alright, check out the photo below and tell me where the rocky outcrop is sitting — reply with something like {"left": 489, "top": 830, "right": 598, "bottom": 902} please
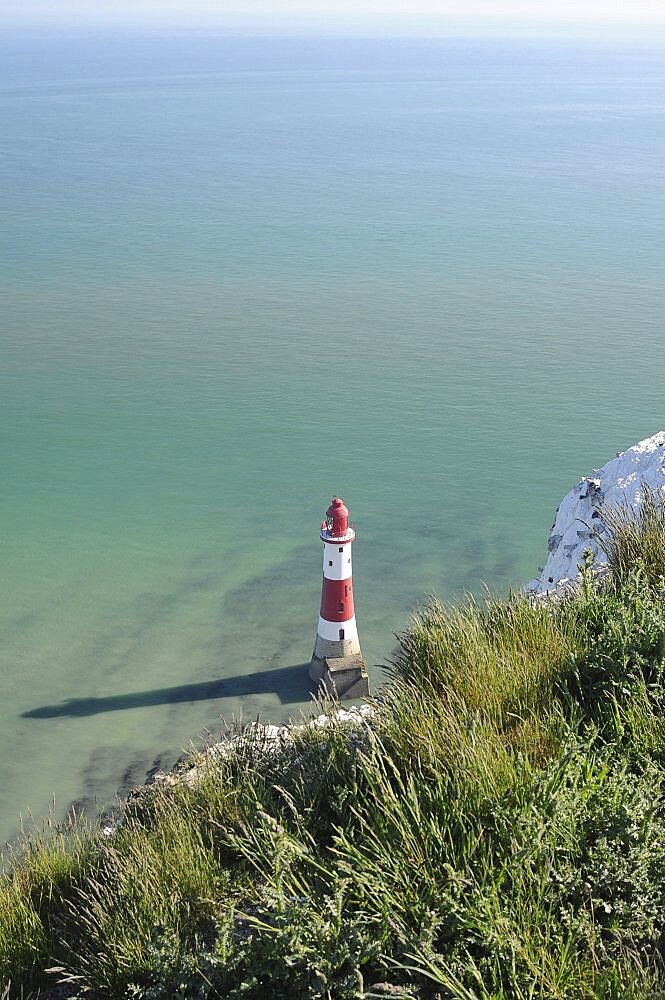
{"left": 526, "top": 432, "right": 665, "bottom": 595}
{"left": 121, "top": 703, "right": 375, "bottom": 807}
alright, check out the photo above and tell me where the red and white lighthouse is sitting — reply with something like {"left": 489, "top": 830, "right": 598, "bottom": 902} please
{"left": 310, "top": 496, "right": 363, "bottom": 684}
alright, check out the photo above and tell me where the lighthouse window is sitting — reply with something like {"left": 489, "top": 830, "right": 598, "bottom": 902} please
{"left": 338, "top": 602, "right": 344, "bottom": 613}
{"left": 328, "top": 560, "right": 333, "bottom": 566}
{"left": 339, "top": 628, "right": 345, "bottom": 640}
{"left": 338, "top": 547, "right": 343, "bottom": 553}
{"left": 345, "top": 584, "right": 348, "bottom": 596}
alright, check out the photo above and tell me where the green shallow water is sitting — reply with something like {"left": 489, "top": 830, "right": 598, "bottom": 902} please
{"left": 2, "top": 35, "right": 665, "bottom": 845}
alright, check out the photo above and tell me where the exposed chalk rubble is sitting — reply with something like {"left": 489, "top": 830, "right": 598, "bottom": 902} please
{"left": 526, "top": 432, "right": 665, "bottom": 595}
{"left": 149, "top": 703, "right": 375, "bottom": 790}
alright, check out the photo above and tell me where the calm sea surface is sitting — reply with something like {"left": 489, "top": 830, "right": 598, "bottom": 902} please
{"left": 1, "top": 34, "right": 664, "bottom": 846}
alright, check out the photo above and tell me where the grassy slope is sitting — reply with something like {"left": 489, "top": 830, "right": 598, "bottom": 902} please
{"left": 5, "top": 498, "right": 665, "bottom": 998}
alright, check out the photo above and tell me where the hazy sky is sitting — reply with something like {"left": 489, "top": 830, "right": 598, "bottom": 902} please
{"left": 3, "top": 0, "right": 665, "bottom": 34}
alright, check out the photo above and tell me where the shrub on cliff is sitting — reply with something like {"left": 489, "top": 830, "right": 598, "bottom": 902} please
{"left": 600, "top": 485, "right": 665, "bottom": 590}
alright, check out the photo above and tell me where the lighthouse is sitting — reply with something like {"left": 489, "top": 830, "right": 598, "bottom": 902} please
{"left": 310, "top": 497, "right": 368, "bottom": 699}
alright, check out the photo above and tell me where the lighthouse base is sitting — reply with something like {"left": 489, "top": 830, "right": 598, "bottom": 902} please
{"left": 312, "top": 629, "right": 362, "bottom": 662}
{"left": 309, "top": 654, "right": 369, "bottom": 700}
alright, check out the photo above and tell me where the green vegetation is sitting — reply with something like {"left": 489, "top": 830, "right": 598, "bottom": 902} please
{"left": 4, "top": 500, "right": 665, "bottom": 998}
{"left": 600, "top": 485, "right": 665, "bottom": 590}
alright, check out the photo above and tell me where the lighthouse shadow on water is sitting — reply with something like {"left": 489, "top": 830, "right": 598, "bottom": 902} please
{"left": 21, "top": 663, "right": 312, "bottom": 719}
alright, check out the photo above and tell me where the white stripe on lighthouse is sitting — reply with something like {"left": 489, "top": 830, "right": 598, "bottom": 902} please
{"left": 322, "top": 542, "right": 353, "bottom": 581}
{"left": 317, "top": 614, "right": 359, "bottom": 642}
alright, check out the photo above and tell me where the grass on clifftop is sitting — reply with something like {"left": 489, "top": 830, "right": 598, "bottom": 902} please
{"left": 4, "top": 498, "right": 665, "bottom": 998}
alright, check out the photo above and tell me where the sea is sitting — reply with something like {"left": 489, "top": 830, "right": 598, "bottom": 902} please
{"left": 2, "top": 32, "right": 664, "bottom": 848}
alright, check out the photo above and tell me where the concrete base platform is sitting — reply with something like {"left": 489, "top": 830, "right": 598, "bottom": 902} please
{"left": 309, "top": 654, "right": 369, "bottom": 699}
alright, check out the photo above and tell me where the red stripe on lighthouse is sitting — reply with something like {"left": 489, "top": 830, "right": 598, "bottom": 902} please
{"left": 320, "top": 577, "right": 354, "bottom": 621}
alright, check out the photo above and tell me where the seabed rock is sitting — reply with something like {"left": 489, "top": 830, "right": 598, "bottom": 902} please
{"left": 526, "top": 431, "right": 665, "bottom": 595}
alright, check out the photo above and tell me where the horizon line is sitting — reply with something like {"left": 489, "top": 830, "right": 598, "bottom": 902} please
{"left": 3, "top": 23, "right": 665, "bottom": 41}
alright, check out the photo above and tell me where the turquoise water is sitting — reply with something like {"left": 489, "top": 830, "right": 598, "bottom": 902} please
{"left": 2, "top": 35, "right": 665, "bottom": 846}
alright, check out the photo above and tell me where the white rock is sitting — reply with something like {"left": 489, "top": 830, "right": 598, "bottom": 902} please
{"left": 526, "top": 432, "right": 665, "bottom": 594}
{"left": 171, "top": 703, "right": 375, "bottom": 789}
{"left": 248, "top": 723, "right": 285, "bottom": 740}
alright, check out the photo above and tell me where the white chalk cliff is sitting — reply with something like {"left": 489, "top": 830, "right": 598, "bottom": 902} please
{"left": 526, "top": 432, "right": 665, "bottom": 595}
